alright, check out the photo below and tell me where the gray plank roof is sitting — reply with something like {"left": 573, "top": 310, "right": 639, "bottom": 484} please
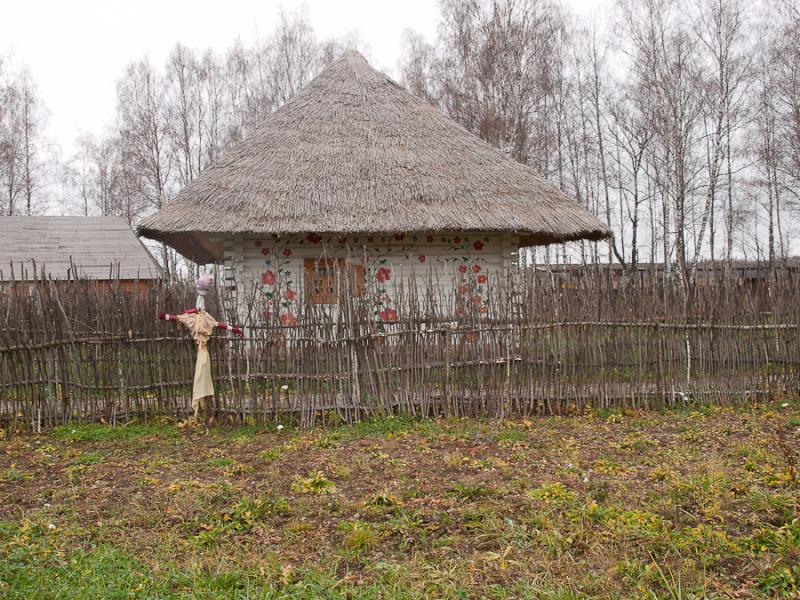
{"left": 0, "top": 216, "right": 163, "bottom": 281}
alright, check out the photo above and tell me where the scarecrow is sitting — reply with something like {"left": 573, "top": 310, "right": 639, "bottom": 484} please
{"left": 158, "top": 274, "right": 243, "bottom": 420}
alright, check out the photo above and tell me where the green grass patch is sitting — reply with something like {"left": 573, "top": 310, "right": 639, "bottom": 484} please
{"left": 2, "top": 468, "right": 28, "bottom": 482}
{"left": 72, "top": 451, "right": 105, "bottom": 466}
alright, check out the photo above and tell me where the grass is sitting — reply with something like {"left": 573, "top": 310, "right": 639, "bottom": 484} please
{"left": 52, "top": 420, "right": 176, "bottom": 442}
{"left": 1, "top": 402, "right": 799, "bottom": 598}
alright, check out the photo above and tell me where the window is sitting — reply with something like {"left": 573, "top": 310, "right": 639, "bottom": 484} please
{"left": 304, "top": 258, "right": 365, "bottom": 304}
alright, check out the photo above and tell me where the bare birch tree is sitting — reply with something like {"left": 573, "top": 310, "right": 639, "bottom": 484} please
{"left": 116, "top": 59, "right": 174, "bottom": 274}
{"left": 0, "top": 58, "right": 48, "bottom": 216}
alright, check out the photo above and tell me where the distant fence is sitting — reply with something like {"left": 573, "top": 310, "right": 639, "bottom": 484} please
{"left": 1, "top": 267, "right": 798, "bottom": 431}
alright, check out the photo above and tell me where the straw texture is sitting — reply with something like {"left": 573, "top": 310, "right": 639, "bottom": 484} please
{"left": 138, "top": 50, "right": 611, "bottom": 263}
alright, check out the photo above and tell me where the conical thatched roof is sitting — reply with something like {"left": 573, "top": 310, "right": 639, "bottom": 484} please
{"left": 139, "top": 50, "right": 610, "bottom": 263}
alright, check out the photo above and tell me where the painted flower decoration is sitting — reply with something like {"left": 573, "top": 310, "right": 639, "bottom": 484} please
{"left": 380, "top": 308, "right": 398, "bottom": 321}
{"left": 479, "top": 306, "right": 489, "bottom": 314}
{"left": 477, "top": 274, "right": 487, "bottom": 284}
{"left": 261, "top": 248, "right": 270, "bottom": 256}
{"left": 458, "top": 265, "right": 468, "bottom": 274}
{"left": 261, "top": 270, "right": 277, "bottom": 286}
{"left": 282, "top": 248, "right": 292, "bottom": 257}
{"left": 255, "top": 240, "right": 262, "bottom": 247}
{"left": 394, "top": 233, "right": 406, "bottom": 241}
{"left": 375, "top": 267, "right": 392, "bottom": 283}
{"left": 454, "top": 236, "right": 461, "bottom": 244}
{"left": 472, "top": 295, "right": 482, "bottom": 304}
{"left": 285, "top": 289, "right": 296, "bottom": 301}
{"left": 426, "top": 235, "right": 434, "bottom": 243}
{"left": 280, "top": 312, "right": 298, "bottom": 326}
{"left": 472, "top": 264, "right": 481, "bottom": 273}
{"left": 306, "top": 233, "right": 322, "bottom": 244}
{"left": 418, "top": 255, "right": 426, "bottom": 263}
{"left": 458, "top": 285, "right": 469, "bottom": 294}
{"left": 473, "top": 240, "right": 484, "bottom": 251}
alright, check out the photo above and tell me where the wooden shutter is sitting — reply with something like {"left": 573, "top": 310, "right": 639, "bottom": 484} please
{"left": 304, "top": 259, "right": 366, "bottom": 304}
{"left": 351, "top": 263, "right": 365, "bottom": 297}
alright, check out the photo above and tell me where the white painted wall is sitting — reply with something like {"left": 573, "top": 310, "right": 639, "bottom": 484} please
{"left": 220, "top": 232, "right": 519, "bottom": 326}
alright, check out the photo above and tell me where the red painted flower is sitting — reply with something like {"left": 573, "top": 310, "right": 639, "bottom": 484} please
{"left": 261, "top": 270, "right": 276, "bottom": 286}
{"left": 280, "top": 312, "right": 298, "bottom": 326}
{"left": 418, "top": 255, "right": 426, "bottom": 263}
{"left": 285, "top": 289, "right": 296, "bottom": 301}
{"left": 306, "top": 233, "right": 322, "bottom": 244}
{"left": 458, "top": 265, "right": 468, "bottom": 274}
{"left": 261, "top": 248, "right": 270, "bottom": 256}
{"left": 375, "top": 267, "right": 392, "bottom": 283}
{"left": 472, "top": 264, "right": 481, "bottom": 273}
{"left": 472, "top": 295, "right": 482, "bottom": 304}
{"left": 261, "top": 310, "right": 272, "bottom": 320}
{"left": 367, "top": 236, "right": 374, "bottom": 243}
{"left": 380, "top": 308, "right": 398, "bottom": 321}
{"left": 473, "top": 240, "right": 484, "bottom": 251}
{"left": 479, "top": 306, "right": 489, "bottom": 314}
{"left": 477, "top": 274, "right": 487, "bottom": 284}
{"left": 282, "top": 248, "right": 292, "bottom": 257}
{"left": 394, "top": 233, "right": 406, "bottom": 241}
{"left": 458, "top": 285, "right": 469, "bottom": 294}
{"left": 255, "top": 240, "right": 262, "bottom": 247}
{"left": 426, "top": 235, "right": 434, "bottom": 243}
{"left": 454, "top": 236, "right": 461, "bottom": 244}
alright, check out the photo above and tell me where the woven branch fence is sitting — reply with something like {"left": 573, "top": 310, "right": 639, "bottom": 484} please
{"left": 1, "top": 267, "right": 798, "bottom": 431}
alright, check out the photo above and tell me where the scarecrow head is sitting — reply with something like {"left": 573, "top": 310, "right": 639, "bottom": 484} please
{"left": 195, "top": 273, "right": 214, "bottom": 310}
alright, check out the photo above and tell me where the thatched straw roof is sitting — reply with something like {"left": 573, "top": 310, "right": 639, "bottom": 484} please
{"left": 139, "top": 50, "right": 611, "bottom": 263}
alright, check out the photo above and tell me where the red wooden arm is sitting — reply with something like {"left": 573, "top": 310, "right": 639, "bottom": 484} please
{"left": 158, "top": 310, "right": 243, "bottom": 337}
{"left": 217, "top": 322, "right": 244, "bottom": 337}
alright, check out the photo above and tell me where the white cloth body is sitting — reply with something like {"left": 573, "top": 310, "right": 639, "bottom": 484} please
{"left": 192, "top": 346, "right": 214, "bottom": 404}
{"left": 175, "top": 311, "right": 219, "bottom": 406}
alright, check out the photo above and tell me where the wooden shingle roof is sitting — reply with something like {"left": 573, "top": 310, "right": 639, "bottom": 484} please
{"left": 0, "top": 216, "right": 163, "bottom": 281}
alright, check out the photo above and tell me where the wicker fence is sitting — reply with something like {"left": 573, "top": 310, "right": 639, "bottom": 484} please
{"left": 1, "top": 267, "right": 798, "bottom": 431}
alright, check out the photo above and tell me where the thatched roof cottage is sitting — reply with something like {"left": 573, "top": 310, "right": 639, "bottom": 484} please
{"left": 139, "top": 51, "right": 609, "bottom": 322}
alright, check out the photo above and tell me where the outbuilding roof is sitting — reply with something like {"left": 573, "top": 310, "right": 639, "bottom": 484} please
{"left": 139, "top": 50, "right": 611, "bottom": 263}
{"left": 0, "top": 216, "right": 163, "bottom": 281}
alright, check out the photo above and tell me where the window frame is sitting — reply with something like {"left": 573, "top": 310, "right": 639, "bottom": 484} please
{"left": 303, "top": 258, "right": 365, "bottom": 305}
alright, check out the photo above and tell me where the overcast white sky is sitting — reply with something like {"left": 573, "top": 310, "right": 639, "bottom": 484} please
{"left": 1, "top": 0, "right": 606, "bottom": 159}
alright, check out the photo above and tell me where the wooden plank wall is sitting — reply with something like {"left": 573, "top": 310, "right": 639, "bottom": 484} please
{"left": 223, "top": 232, "right": 517, "bottom": 327}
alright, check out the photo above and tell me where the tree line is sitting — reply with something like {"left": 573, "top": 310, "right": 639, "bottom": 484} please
{"left": 402, "top": 0, "right": 799, "bottom": 275}
{"left": 1, "top": 1, "right": 798, "bottom": 278}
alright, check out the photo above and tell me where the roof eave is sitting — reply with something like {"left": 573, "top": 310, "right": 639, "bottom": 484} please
{"left": 137, "top": 228, "right": 224, "bottom": 265}
{"left": 139, "top": 224, "right": 612, "bottom": 260}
